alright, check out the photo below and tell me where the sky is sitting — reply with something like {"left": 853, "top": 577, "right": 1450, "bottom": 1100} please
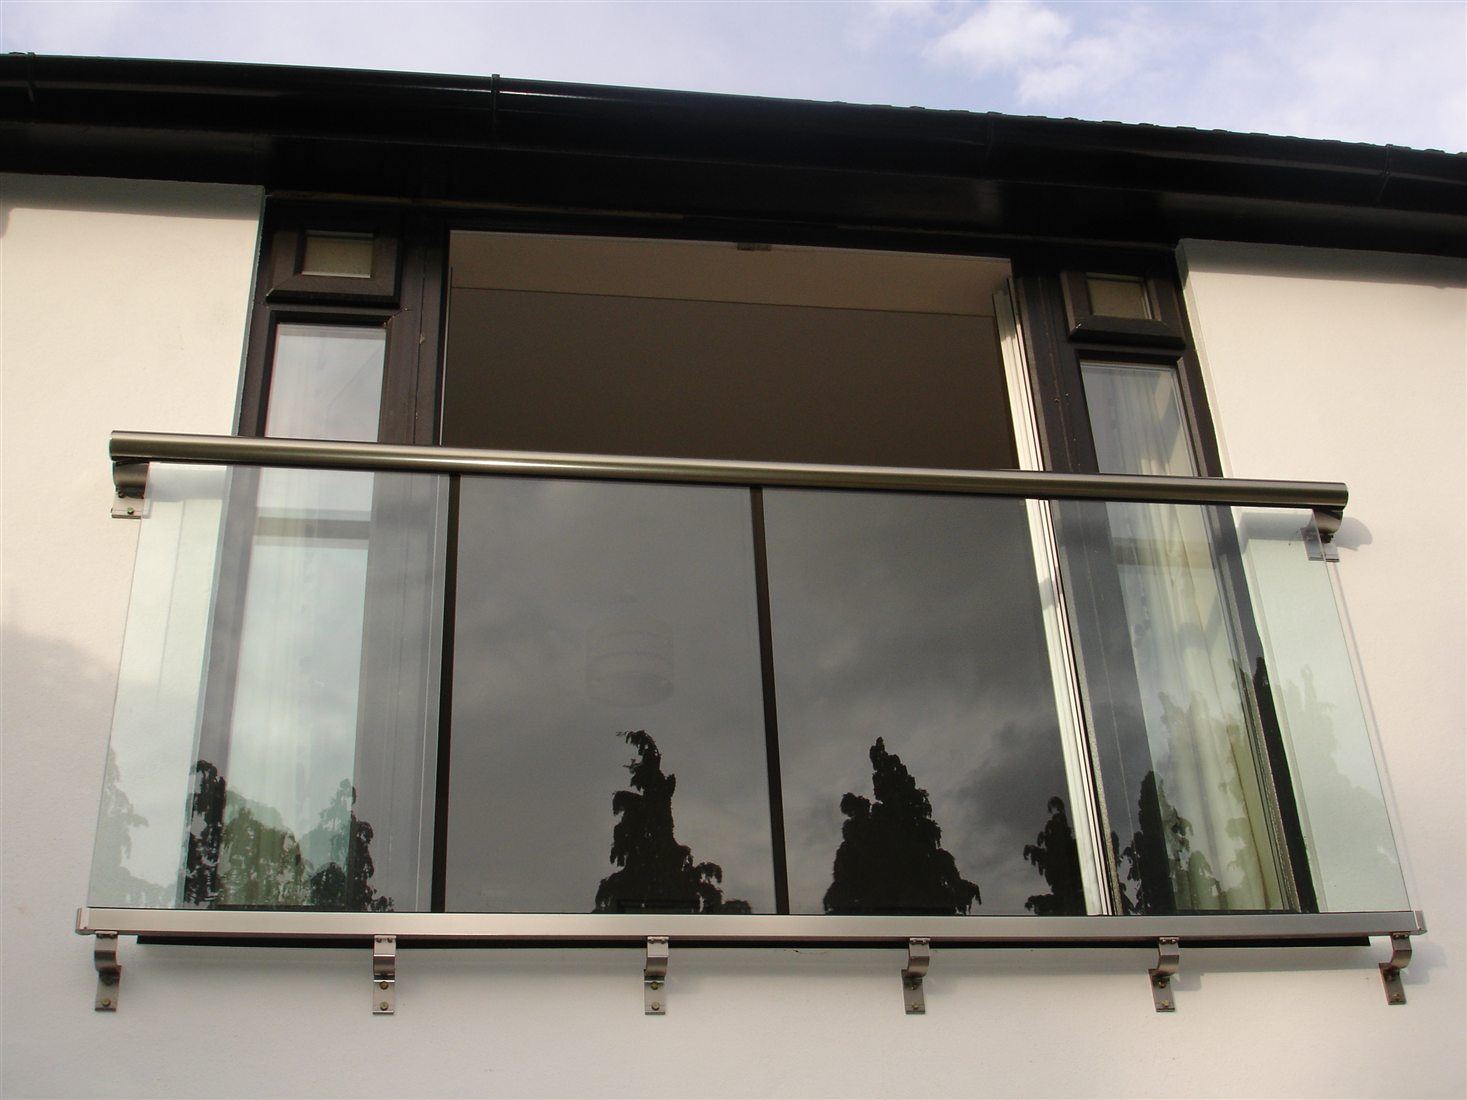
{"left": 2, "top": 0, "right": 1464, "bottom": 153}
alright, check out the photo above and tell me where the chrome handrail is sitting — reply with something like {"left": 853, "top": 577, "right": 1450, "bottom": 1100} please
{"left": 111, "top": 431, "right": 1349, "bottom": 512}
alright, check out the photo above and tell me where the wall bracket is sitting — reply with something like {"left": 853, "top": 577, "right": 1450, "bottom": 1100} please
{"left": 94, "top": 931, "right": 121, "bottom": 1012}
{"left": 1149, "top": 937, "right": 1180, "bottom": 1012}
{"left": 1307, "top": 508, "right": 1342, "bottom": 561}
{"left": 1379, "top": 933, "right": 1411, "bottom": 1006}
{"left": 372, "top": 934, "right": 396, "bottom": 1015}
{"left": 111, "top": 460, "right": 149, "bottom": 519}
{"left": 901, "top": 938, "right": 930, "bottom": 1015}
{"left": 643, "top": 936, "right": 668, "bottom": 1015}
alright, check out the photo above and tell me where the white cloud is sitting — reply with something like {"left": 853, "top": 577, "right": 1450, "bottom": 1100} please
{"left": 924, "top": 1, "right": 1175, "bottom": 111}
{"left": 927, "top": 0, "right": 1072, "bottom": 74}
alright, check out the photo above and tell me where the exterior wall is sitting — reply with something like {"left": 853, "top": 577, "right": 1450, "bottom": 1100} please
{"left": 1180, "top": 240, "right": 1467, "bottom": 1094}
{"left": 1, "top": 186, "right": 1462, "bottom": 1097}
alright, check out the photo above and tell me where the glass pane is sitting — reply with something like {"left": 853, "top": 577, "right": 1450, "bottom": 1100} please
{"left": 301, "top": 232, "right": 374, "bottom": 278}
{"left": 1235, "top": 511, "right": 1408, "bottom": 911}
{"left": 1082, "top": 362, "right": 1195, "bottom": 477}
{"left": 89, "top": 463, "right": 447, "bottom": 911}
{"left": 1073, "top": 361, "right": 1291, "bottom": 913}
{"left": 1086, "top": 274, "right": 1152, "bottom": 320}
{"left": 1059, "top": 500, "right": 1291, "bottom": 912}
{"left": 265, "top": 323, "right": 384, "bottom": 442}
{"left": 91, "top": 465, "right": 228, "bottom": 908}
{"left": 446, "top": 477, "right": 774, "bottom": 914}
{"left": 764, "top": 490, "right": 1088, "bottom": 916}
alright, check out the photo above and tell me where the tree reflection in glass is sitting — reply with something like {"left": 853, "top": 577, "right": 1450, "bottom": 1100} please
{"left": 182, "top": 759, "right": 393, "bottom": 911}
{"left": 824, "top": 738, "right": 981, "bottom": 915}
{"left": 595, "top": 731, "right": 751, "bottom": 914}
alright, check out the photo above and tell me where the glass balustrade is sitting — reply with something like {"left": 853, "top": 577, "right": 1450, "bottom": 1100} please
{"left": 89, "top": 455, "right": 1412, "bottom": 924}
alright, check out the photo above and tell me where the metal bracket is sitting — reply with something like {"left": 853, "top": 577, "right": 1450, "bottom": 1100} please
{"left": 111, "top": 461, "right": 149, "bottom": 519}
{"left": 1149, "top": 937, "right": 1180, "bottom": 1012}
{"left": 1379, "top": 933, "right": 1411, "bottom": 1006}
{"left": 94, "top": 932, "right": 121, "bottom": 1012}
{"left": 372, "top": 935, "right": 396, "bottom": 1015}
{"left": 1306, "top": 508, "right": 1342, "bottom": 562}
{"left": 901, "top": 938, "right": 930, "bottom": 1015}
{"left": 643, "top": 936, "right": 669, "bottom": 1015}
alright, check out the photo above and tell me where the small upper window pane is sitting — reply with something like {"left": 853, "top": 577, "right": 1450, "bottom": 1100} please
{"left": 265, "top": 323, "right": 385, "bottom": 442}
{"left": 301, "top": 232, "right": 375, "bottom": 279}
{"left": 1086, "top": 274, "right": 1152, "bottom": 320}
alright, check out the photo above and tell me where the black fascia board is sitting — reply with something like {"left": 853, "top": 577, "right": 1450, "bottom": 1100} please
{"left": 2, "top": 54, "right": 1464, "bottom": 255}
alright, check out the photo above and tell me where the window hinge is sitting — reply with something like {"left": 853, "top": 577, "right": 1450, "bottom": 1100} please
{"left": 643, "top": 936, "right": 669, "bottom": 1015}
{"left": 1149, "top": 937, "right": 1180, "bottom": 1012}
{"left": 901, "top": 938, "right": 930, "bottom": 1015}
{"left": 94, "top": 931, "right": 121, "bottom": 1012}
{"left": 372, "top": 934, "right": 396, "bottom": 1015}
{"left": 1379, "top": 933, "right": 1411, "bottom": 1006}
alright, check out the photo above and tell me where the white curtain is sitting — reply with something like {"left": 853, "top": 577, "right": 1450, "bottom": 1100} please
{"left": 1086, "top": 364, "right": 1284, "bottom": 910}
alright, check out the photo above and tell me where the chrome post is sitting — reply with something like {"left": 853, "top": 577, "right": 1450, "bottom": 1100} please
{"left": 1379, "top": 933, "right": 1411, "bottom": 1006}
{"left": 372, "top": 935, "right": 396, "bottom": 1015}
{"left": 94, "top": 932, "right": 121, "bottom": 1012}
{"left": 1149, "top": 937, "right": 1180, "bottom": 1012}
{"left": 643, "top": 936, "right": 669, "bottom": 1015}
{"left": 901, "top": 938, "right": 930, "bottom": 1015}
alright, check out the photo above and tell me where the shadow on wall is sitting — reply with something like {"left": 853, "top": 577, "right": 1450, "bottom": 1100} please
{"left": 0, "top": 619, "right": 122, "bottom": 911}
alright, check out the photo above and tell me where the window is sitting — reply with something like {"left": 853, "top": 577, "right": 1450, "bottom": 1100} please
{"left": 87, "top": 217, "right": 1414, "bottom": 939}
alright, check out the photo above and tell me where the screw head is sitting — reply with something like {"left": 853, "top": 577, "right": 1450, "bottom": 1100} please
{"left": 379, "top": 1001, "right": 390, "bottom": 1011}
{"left": 649, "top": 980, "right": 661, "bottom": 990}
{"left": 650, "top": 1001, "right": 661, "bottom": 1012}
{"left": 379, "top": 980, "right": 389, "bottom": 989}
{"left": 100, "top": 998, "right": 112, "bottom": 1008}
{"left": 909, "top": 1003, "right": 920, "bottom": 1011}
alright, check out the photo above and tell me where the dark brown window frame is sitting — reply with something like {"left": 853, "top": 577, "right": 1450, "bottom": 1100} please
{"left": 1014, "top": 245, "right": 1319, "bottom": 916}
{"left": 266, "top": 206, "right": 402, "bottom": 307}
{"left": 240, "top": 203, "right": 444, "bottom": 445}
{"left": 1059, "top": 266, "right": 1187, "bottom": 349}
{"left": 229, "top": 204, "right": 1322, "bottom": 919}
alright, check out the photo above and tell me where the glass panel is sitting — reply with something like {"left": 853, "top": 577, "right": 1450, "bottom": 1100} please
{"left": 1082, "top": 363, "right": 1194, "bottom": 477}
{"left": 446, "top": 477, "right": 774, "bottom": 913}
{"left": 1072, "top": 361, "right": 1290, "bottom": 913}
{"left": 91, "top": 465, "right": 228, "bottom": 908}
{"left": 764, "top": 490, "right": 1088, "bottom": 916}
{"left": 1058, "top": 499, "right": 1292, "bottom": 913}
{"left": 1234, "top": 511, "right": 1408, "bottom": 911}
{"left": 1086, "top": 274, "right": 1152, "bottom": 320}
{"left": 301, "top": 232, "right": 375, "bottom": 278}
{"left": 265, "top": 323, "right": 385, "bottom": 443}
{"left": 89, "top": 463, "right": 447, "bottom": 911}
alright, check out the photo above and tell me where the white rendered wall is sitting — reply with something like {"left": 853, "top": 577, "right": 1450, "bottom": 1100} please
{"left": 3, "top": 185, "right": 1463, "bottom": 1097}
{"left": 1180, "top": 240, "right": 1466, "bottom": 1095}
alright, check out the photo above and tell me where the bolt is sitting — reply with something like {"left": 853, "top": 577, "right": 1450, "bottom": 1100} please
{"left": 651, "top": 1001, "right": 661, "bottom": 1012}
{"left": 379, "top": 980, "right": 389, "bottom": 989}
{"left": 379, "top": 1002, "right": 390, "bottom": 1011}
{"left": 1154, "top": 978, "right": 1167, "bottom": 987}
{"left": 1390, "top": 994, "right": 1404, "bottom": 1003}
{"left": 649, "top": 980, "right": 661, "bottom": 990}
{"left": 126, "top": 507, "right": 136, "bottom": 516}
{"left": 909, "top": 1003, "right": 920, "bottom": 1011}
{"left": 100, "top": 998, "right": 112, "bottom": 1008}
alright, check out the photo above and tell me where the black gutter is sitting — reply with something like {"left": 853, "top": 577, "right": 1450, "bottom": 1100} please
{"left": 3, "top": 54, "right": 1464, "bottom": 255}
